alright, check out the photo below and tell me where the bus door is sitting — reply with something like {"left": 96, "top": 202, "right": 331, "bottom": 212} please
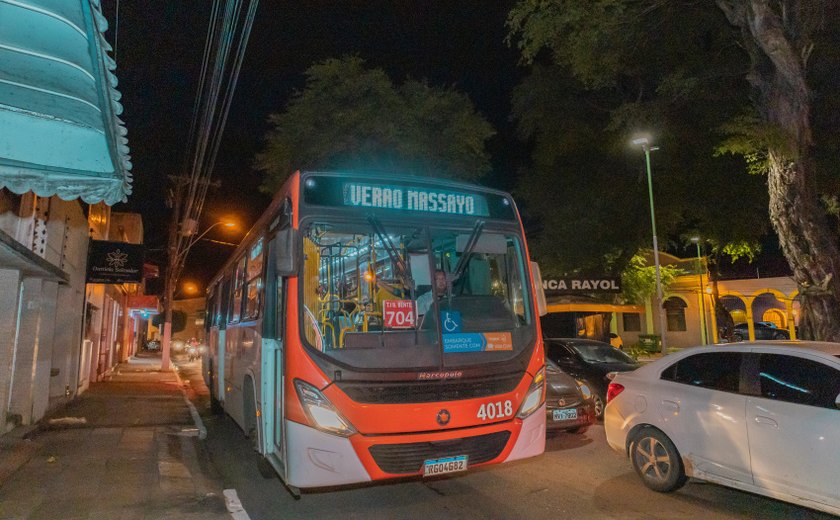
{"left": 273, "top": 277, "right": 285, "bottom": 455}
{"left": 264, "top": 221, "right": 294, "bottom": 471}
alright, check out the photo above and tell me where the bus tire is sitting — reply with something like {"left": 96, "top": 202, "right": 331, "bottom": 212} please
{"left": 210, "top": 393, "right": 223, "bottom": 415}
{"left": 205, "top": 359, "right": 224, "bottom": 415}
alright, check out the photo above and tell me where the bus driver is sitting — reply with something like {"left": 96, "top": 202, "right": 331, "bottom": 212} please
{"left": 416, "top": 270, "right": 448, "bottom": 316}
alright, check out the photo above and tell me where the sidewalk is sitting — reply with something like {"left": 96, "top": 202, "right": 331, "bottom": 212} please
{"left": 0, "top": 352, "right": 230, "bottom": 520}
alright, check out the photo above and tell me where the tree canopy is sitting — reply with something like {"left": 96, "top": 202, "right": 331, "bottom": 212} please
{"left": 507, "top": 2, "right": 771, "bottom": 278}
{"left": 255, "top": 56, "right": 496, "bottom": 193}
{"left": 507, "top": 1, "right": 840, "bottom": 339}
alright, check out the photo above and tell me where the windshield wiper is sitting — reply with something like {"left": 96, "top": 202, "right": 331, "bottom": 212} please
{"left": 452, "top": 220, "right": 485, "bottom": 282}
{"left": 366, "top": 214, "right": 415, "bottom": 297}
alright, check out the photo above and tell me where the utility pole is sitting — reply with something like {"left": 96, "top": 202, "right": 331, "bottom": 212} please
{"left": 161, "top": 177, "right": 184, "bottom": 371}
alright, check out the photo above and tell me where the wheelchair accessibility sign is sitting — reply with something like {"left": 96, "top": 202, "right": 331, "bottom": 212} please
{"left": 441, "top": 311, "right": 462, "bottom": 333}
{"left": 440, "top": 311, "right": 512, "bottom": 352}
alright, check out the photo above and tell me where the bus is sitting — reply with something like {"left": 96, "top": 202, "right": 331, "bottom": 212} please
{"left": 204, "top": 170, "right": 547, "bottom": 493}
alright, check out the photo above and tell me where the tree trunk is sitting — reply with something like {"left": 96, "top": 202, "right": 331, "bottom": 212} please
{"left": 717, "top": 0, "right": 840, "bottom": 340}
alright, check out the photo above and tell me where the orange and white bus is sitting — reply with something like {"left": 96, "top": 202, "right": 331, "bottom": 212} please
{"left": 204, "top": 170, "right": 546, "bottom": 494}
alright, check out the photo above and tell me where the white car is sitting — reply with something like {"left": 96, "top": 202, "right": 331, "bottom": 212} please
{"left": 604, "top": 341, "right": 840, "bottom": 516}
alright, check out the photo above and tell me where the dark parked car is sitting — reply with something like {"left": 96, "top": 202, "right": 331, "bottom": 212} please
{"left": 545, "top": 338, "right": 641, "bottom": 418}
{"left": 732, "top": 322, "right": 789, "bottom": 341}
{"left": 545, "top": 358, "right": 596, "bottom": 434}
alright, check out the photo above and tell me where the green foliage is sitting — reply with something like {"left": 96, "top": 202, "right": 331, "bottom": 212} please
{"left": 507, "top": 1, "right": 772, "bottom": 275}
{"left": 620, "top": 254, "right": 683, "bottom": 305}
{"left": 506, "top": 0, "right": 640, "bottom": 88}
{"left": 720, "top": 240, "right": 762, "bottom": 264}
{"left": 255, "top": 56, "right": 495, "bottom": 193}
{"left": 714, "top": 112, "right": 794, "bottom": 175}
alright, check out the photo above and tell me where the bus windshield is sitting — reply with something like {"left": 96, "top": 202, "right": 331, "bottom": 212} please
{"left": 300, "top": 219, "right": 535, "bottom": 369}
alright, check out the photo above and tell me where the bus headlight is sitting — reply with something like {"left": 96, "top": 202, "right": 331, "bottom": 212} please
{"left": 294, "top": 379, "right": 357, "bottom": 437}
{"left": 516, "top": 367, "right": 546, "bottom": 419}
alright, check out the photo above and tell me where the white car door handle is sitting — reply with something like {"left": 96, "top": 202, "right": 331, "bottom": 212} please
{"left": 754, "top": 416, "right": 778, "bottom": 428}
{"left": 661, "top": 400, "right": 679, "bottom": 413}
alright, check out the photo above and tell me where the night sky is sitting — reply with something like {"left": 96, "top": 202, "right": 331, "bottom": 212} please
{"left": 105, "top": 1, "right": 526, "bottom": 293}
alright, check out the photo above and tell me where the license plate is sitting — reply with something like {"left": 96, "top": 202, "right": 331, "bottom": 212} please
{"left": 423, "top": 455, "right": 468, "bottom": 477}
{"left": 552, "top": 409, "right": 578, "bottom": 421}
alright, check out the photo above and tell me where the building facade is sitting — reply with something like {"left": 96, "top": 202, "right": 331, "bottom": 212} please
{"left": 0, "top": 0, "right": 132, "bottom": 433}
{"left": 610, "top": 253, "right": 800, "bottom": 349}
{"left": 542, "top": 251, "right": 800, "bottom": 351}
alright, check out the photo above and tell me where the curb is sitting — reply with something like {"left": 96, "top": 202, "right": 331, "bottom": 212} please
{"left": 171, "top": 364, "right": 208, "bottom": 440}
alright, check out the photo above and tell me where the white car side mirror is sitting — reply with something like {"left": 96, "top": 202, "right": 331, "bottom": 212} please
{"left": 836, "top": 393, "right": 840, "bottom": 409}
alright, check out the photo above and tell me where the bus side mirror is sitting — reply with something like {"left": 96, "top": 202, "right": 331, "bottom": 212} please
{"left": 276, "top": 227, "right": 298, "bottom": 276}
{"left": 531, "top": 261, "right": 547, "bottom": 317}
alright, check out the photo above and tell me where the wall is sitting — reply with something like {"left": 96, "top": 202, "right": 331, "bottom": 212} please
{"left": 0, "top": 195, "right": 88, "bottom": 432}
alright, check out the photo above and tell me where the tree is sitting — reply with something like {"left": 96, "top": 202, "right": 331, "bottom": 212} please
{"left": 507, "top": 7, "right": 769, "bottom": 279}
{"left": 621, "top": 254, "right": 683, "bottom": 306}
{"left": 507, "top": 1, "right": 840, "bottom": 340}
{"left": 255, "top": 56, "right": 496, "bottom": 192}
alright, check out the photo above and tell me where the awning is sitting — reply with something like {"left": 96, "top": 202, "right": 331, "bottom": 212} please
{"left": 0, "top": 228, "right": 68, "bottom": 282}
{"left": 0, "top": 0, "right": 131, "bottom": 205}
{"left": 546, "top": 303, "right": 645, "bottom": 314}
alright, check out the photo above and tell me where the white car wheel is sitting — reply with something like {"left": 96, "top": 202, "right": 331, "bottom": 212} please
{"left": 630, "top": 428, "right": 687, "bottom": 492}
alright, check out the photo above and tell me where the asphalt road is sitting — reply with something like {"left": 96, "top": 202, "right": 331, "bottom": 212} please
{"left": 176, "top": 359, "right": 834, "bottom": 520}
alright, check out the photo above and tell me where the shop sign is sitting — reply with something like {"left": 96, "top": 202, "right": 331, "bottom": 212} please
{"left": 543, "top": 277, "right": 621, "bottom": 295}
{"left": 86, "top": 240, "right": 144, "bottom": 284}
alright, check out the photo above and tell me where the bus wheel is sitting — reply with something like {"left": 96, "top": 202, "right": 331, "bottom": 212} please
{"left": 210, "top": 394, "right": 223, "bottom": 415}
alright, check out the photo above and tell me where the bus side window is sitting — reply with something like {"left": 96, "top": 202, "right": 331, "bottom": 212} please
{"left": 244, "top": 238, "right": 264, "bottom": 320}
{"left": 231, "top": 256, "right": 246, "bottom": 323}
{"left": 205, "top": 287, "right": 216, "bottom": 333}
{"left": 220, "top": 277, "right": 231, "bottom": 328}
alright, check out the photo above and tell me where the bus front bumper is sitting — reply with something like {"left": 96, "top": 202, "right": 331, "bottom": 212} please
{"left": 285, "top": 404, "right": 545, "bottom": 488}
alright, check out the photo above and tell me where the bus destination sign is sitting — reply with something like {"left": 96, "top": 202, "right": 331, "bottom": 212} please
{"left": 343, "top": 182, "right": 489, "bottom": 217}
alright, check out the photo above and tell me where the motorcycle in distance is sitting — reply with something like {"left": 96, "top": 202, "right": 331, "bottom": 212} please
{"left": 186, "top": 338, "right": 198, "bottom": 361}
{"left": 186, "top": 338, "right": 206, "bottom": 362}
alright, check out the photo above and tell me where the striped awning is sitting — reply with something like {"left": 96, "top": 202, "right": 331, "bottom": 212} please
{"left": 0, "top": 0, "right": 131, "bottom": 205}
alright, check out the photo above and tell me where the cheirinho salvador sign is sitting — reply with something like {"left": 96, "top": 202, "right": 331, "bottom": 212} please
{"left": 543, "top": 277, "right": 621, "bottom": 295}
{"left": 86, "top": 240, "right": 144, "bottom": 284}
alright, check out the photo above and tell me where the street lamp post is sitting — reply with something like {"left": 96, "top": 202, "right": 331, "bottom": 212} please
{"left": 691, "top": 236, "right": 708, "bottom": 345}
{"left": 160, "top": 219, "right": 235, "bottom": 370}
{"left": 633, "top": 137, "right": 667, "bottom": 354}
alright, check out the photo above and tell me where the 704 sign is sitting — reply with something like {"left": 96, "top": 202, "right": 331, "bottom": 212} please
{"left": 383, "top": 300, "right": 416, "bottom": 329}
{"left": 476, "top": 400, "right": 513, "bottom": 421}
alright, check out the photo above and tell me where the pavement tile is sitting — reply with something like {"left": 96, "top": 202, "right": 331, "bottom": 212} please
{"left": 85, "top": 507, "right": 149, "bottom": 520}
{"left": 25, "top": 497, "right": 92, "bottom": 520}
{"left": 0, "top": 354, "right": 230, "bottom": 520}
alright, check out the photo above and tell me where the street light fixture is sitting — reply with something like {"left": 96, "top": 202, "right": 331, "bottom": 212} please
{"left": 161, "top": 219, "right": 237, "bottom": 370}
{"left": 690, "top": 236, "right": 708, "bottom": 345}
{"left": 633, "top": 136, "right": 667, "bottom": 354}
{"left": 175, "top": 220, "right": 236, "bottom": 263}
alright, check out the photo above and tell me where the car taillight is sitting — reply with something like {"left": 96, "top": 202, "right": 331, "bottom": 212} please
{"left": 606, "top": 382, "right": 625, "bottom": 404}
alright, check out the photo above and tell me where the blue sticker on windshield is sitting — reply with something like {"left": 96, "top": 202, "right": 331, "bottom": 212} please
{"left": 443, "top": 333, "right": 486, "bottom": 353}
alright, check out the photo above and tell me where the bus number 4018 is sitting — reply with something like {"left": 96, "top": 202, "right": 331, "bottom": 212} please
{"left": 477, "top": 400, "right": 513, "bottom": 420}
